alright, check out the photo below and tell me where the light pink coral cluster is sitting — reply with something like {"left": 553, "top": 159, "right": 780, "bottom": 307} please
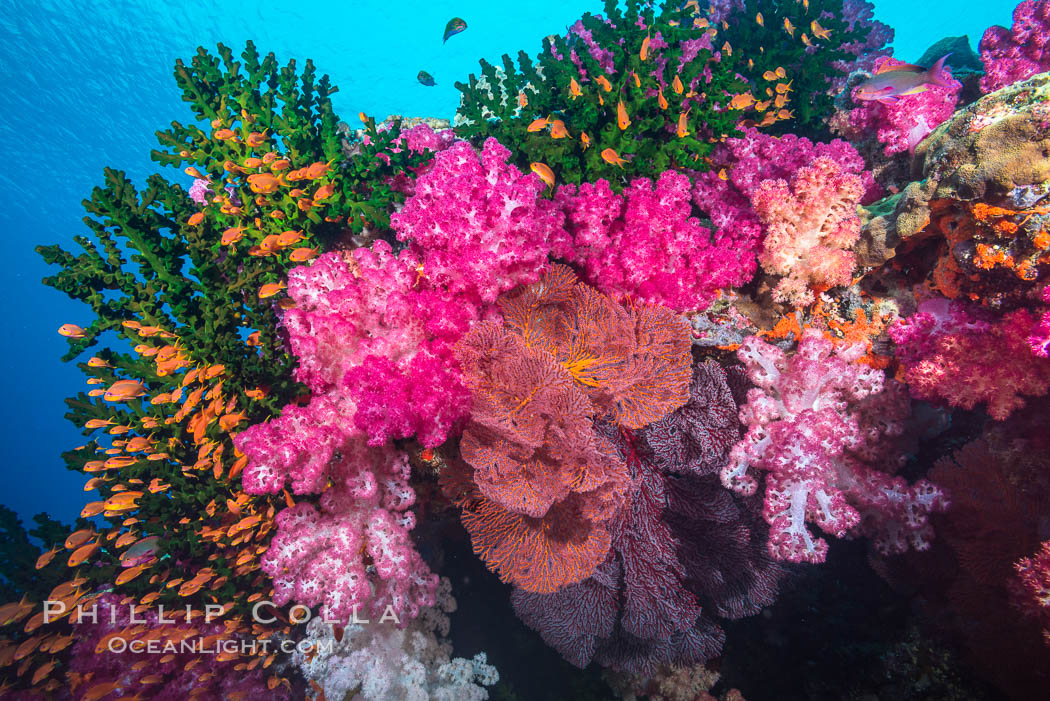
{"left": 391, "top": 137, "right": 571, "bottom": 306}
{"left": 889, "top": 298, "right": 1050, "bottom": 420}
{"left": 723, "top": 329, "right": 948, "bottom": 563}
{"left": 555, "top": 170, "right": 759, "bottom": 312}
{"left": 979, "top": 0, "right": 1050, "bottom": 93}
{"left": 751, "top": 158, "right": 865, "bottom": 307}
{"left": 837, "top": 56, "right": 962, "bottom": 155}
{"left": 260, "top": 442, "right": 438, "bottom": 623}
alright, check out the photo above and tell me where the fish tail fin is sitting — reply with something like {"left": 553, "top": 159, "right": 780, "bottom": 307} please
{"left": 927, "top": 53, "right": 954, "bottom": 88}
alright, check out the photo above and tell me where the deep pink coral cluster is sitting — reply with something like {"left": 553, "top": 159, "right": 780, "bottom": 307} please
{"left": 391, "top": 137, "right": 571, "bottom": 306}
{"left": 1028, "top": 285, "right": 1050, "bottom": 357}
{"left": 889, "top": 298, "right": 1050, "bottom": 420}
{"left": 979, "top": 0, "right": 1050, "bottom": 93}
{"left": 724, "top": 329, "right": 948, "bottom": 563}
{"left": 555, "top": 170, "right": 759, "bottom": 312}
{"left": 837, "top": 56, "right": 962, "bottom": 155}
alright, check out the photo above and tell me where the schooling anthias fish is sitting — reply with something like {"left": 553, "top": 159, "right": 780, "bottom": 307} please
{"left": 854, "top": 54, "right": 953, "bottom": 104}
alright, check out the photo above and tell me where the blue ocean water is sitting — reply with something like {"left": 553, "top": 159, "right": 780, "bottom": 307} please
{"left": 0, "top": 0, "right": 1015, "bottom": 528}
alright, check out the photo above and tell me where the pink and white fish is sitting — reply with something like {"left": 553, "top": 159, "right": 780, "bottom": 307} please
{"left": 854, "top": 55, "right": 953, "bottom": 105}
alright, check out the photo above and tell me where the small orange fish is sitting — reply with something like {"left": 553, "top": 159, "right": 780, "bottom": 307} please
{"left": 58, "top": 324, "right": 85, "bottom": 339}
{"left": 247, "top": 173, "right": 281, "bottom": 194}
{"left": 221, "top": 227, "right": 245, "bottom": 246}
{"left": 617, "top": 100, "right": 631, "bottom": 130}
{"left": 103, "top": 379, "right": 146, "bottom": 402}
{"left": 518, "top": 91, "right": 528, "bottom": 108}
{"left": 87, "top": 357, "right": 111, "bottom": 368}
{"left": 270, "top": 159, "right": 290, "bottom": 171}
{"left": 258, "top": 282, "right": 286, "bottom": 299}
{"left": 777, "top": 109, "right": 794, "bottom": 120}
{"left": 115, "top": 564, "right": 148, "bottom": 586}
{"left": 811, "top": 20, "right": 832, "bottom": 41}
{"left": 570, "top": 77, "right": 582, "bottom": 99}
{"left": 67, "top": 540, "right": 99, "bottom": 567}
{"left": 722, "top": 41, "right": 732, "bottom": 57}
{"left": 677, "top": 109, "right": 691, "bottom": 138}
{"left": 313, "top": 184, "right": 335, "bottom": 201}
{"left": 776, "top": 66, "right": 787, "bottom": 79}
{"left": 187, "top": 212, "right": 205, "bottom": 226}
{"left": 549, "top": 120, "right": 571, "bottom": 139}
{"left": 632, "top": 71, "right": 641, "bottom": 88}
{"left": 245, "top": 131, "right": 267, "bottom": 148}
{"left": 579, "top": 131, "right": 591, "bottom": 150}
{"left": 658, "top": 86, "right": 668, "bottom": 110}
{"left": 774, "top": 94, "right": 789, "bottom": 108}
{"left": 783, "top": 18, "right": 796, "bottom": 37}
{"left": 289, "top": 247, "right": 318, "bottom": 262}
{"left": 103, "top": 491, "right": 143, "bottom": 515}
{"left": 526, "top": 116, "right": 551, "bottom": 132}
{"left": 530, "top": 162, "right": 555, "bottom": 190}
{"left": 801, "top": 33, "right": 813, "bottom": 48}
{"left": 776, "top": 81, "right": 793, "bottom": 94}
{"left": 184, "top": 166, "right": 209, "bottom": 181}
{"left": 672, "top": 75, "right": 684, "bottom": 94}
{"left": 756, "top": 12, "right": 764, "bottom": 26}
{"left": 640, "top": 33, "right": 651, "bottom": 61}
{"left": 36, "top": 546, "right": 60, "bottom": 570}
{"left": 729, "top": 93, "right": 756, "bottom": 110}
{"left": 81, "top": 501, "right": 104, "bottom": 518}
{"left": 601, "top": 148, "right": 628, "bottom": 168}
{"left": 304, "top": 161, "right": 332, "bottom": 179}
{"left": 763, "top": 70, "right": 777, "bottom": 81}
{"left": 718, "top": 168, "right": 729, "bottom": 181}
{"left": 595, "top": 75, "right": 613, "bottom": 92}
{"left": 84, "top": 418, "right": 114, "bottom": 429}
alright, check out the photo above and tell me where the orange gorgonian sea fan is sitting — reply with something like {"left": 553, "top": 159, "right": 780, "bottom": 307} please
{"left": 446, "top": 265, "right": 691, "bottom": 594}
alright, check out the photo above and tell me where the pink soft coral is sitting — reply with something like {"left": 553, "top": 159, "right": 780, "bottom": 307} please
{"left": 390, "top": 137, "right": 571, "bottom": 306}
{"left": 889, "top": 298, "right": 1050, "bottom": 420}
{"left": 837, "top": 56, "right": 962, "bottom": 155}
{"left": 980, "top": 0, "right": 1050, "bottom": 93}
{"left": 1028, "top": 284, "right": 1050, "bottom": 357}
{"left": 281, "top": 242, "right": 473, "bottom": 447}
{"left": 751, "top": 157, "right": 865, "bottom": 307}
{"left": 1012, "top": 541, "right": 1050, "bottom": 642}
{"left": 261, "top": 442, "right": 438, "bottom": 623}
{"left": 556, "top": 170, "right": 759, "bottom": 312}
{"left": 723, "top": 329, "right": 948, "bottom": 563}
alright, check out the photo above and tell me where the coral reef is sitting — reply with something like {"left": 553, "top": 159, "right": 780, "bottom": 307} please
{"left": 979, "top": 0, "right": 1050, "bottom": 93}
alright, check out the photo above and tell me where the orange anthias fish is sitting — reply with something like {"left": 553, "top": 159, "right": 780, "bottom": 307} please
{"left": 640, "top": 33, "right": 651, "bottom": 61}
{"left": 103, "top": 380, "right": 146, "bottom": 402}
{"left": 549, "top": 120, "right": 571, "bottom": 139}
{"left": 617, "top": 100, "right": 631, "bottom": 130}
{"left": 756, "top": 12, "right": 764, "bottom": 26}
{"left": 855, "top": 55, "right": 953, "bottom": 104}
{"left": 530, "top": 163, "right": 555, "bottom": 189}
{"left": 58, "top": 324, "right": 85, "bottom": 339}
{"left": 579, "top": 131, "right": 591, "bottom": 150}
{"left": 801, "top": 33, "right": 814, "bottom": 48}
{"left": 289, "top": 247, "right": 319, "bottom": 262}
{"left": 526, "top": 116, "right": 551, "bottom": 132}
{"left": 601, "top": 148, "right": 628, "bottom": 168}
{"left": 783, "top": 18, "right": 796, "bottom": 37}
{"left": 259, "top": 282, "right": 287, "bottom": 299}
{"left": 518, "top": 91, "right": 528, "bottom": 108}
{"left": 729, "top": 93, "right": 756, "bottom": 110}
{"left": 658, "top": 86, "right": 668, "bottom": 110}
{"left": 672, "top": 75, "right": 684, "bottom": 94}
{"left": 221, "top": 227, "right": 245, "bottom": 246}
{"left": 569, "top": 77, "right": 582, "bottom": 99}
{"left": 595, "top": 75, "right": 613, "bottom": 92}
{"left": 811, "top": 20, "right": 832, "bottom": 41}
{"left": 677, "top": 109, "right": 691, "bottom": 138}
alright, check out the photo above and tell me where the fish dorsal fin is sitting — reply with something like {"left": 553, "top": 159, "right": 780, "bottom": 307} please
{"left": 875, "top": 62, "right": 925, "bottom": 74}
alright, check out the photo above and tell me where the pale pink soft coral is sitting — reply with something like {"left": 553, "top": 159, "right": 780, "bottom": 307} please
{"left": 837, "top": 56, "right": 962, "bottom": 155}
{"left": 260, "top": 442, "right": 438, "bottom": 623}
{"left": 555, "top": 170, "right": 759, "bottom": 312}
{"left": 751, "top": 157, "right": 865, "bottom": 307}
{"left": 723, "top": 329, "right": 948, "bottom": 563}
{"left": 979, "top": 0, "right": 1050, "bottom": 93}
{"left": 391, "top": 137, "right": 571, "bottom": 306}
{"left": 889, "top": 298, "right": 1050, "bottom": 420}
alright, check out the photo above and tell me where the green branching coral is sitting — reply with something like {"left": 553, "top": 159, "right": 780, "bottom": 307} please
{"left": 715, "top": 0, "right": 884, "bottom": 135}
{"left": 0, "top": 506, "right": 76, "bottom": 603}
{"left": 24, "top": 42, "right": 433, "bottom": 647}
{"left": 454, "top": 0, "right": 760, "bottom": 186}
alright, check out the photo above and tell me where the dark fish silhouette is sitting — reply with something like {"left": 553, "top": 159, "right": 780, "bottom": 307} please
{"left": 417, "top": 70, "right": 437, "bottom": 86}
{"left": 443, "top": 17, "right": 467, "bottom": 43}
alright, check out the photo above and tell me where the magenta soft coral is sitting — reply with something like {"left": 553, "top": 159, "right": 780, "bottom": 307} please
{"left": 556, "top": 170, "right": 758, "bottom": 312}
{"left": 751, "top": 157, "right": 865, "bottom": 307}
{"left": 1012, "top": 541, "right": 1050, "bottom": 642}
{"left": 1029, "top": 284, "right": 1050, "bottom": 357}
{"left": 281, "top": 242, "right": 472, "bottom": 447}
{"left": 837, "top": 56, "right": 962, "bottom": 155}
{"left": 723, "top": 329, "right": 948, "bottom": 563}
{"left": 889, "top": 298, "right": 1050, "bottom": 420}
{"left": 390, "top": 137, "right": 571, "bottom": 306}
{"left": 980, "top": 0, "right": 1050, "bottom": 93}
